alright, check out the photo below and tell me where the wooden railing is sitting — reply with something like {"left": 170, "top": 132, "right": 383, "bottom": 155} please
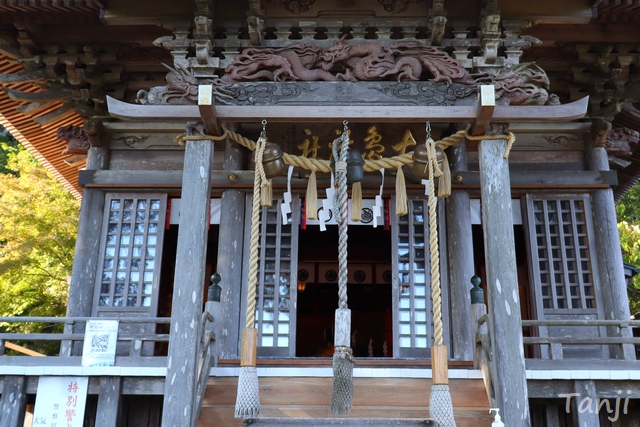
{"left": 0, "top": 316, "right": 172, "bottom": 366}
{"left": 521, "top": 319, "right": 640, "bottom": 361}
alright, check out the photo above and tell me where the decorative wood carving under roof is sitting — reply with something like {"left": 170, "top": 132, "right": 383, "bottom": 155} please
{"left": 3, "top": 0, "right": 640, "bottom": 197}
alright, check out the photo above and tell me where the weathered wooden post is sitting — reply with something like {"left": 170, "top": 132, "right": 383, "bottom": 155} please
{"left": 63, "top": 120, "right": 109, "bottom": 356}
{"left": 0, "top": 376, "right": 27, "bottom": 427}
{"left": 162, "top": 87, "right": 215, "bottom": 427}
{"left": 445, "top": 137, "right": 474, "bottom": 361}
{"left": 95, "top": 377, "right": 122, "bottom": 427}
{"left": 217, "top": 131, "right": 246, "bottom": 359}
{"left": 476, "top": 86, "right": 530, "bottom": 425}
{"left": 587, "top": 120, "right": 634, "bottom": 359}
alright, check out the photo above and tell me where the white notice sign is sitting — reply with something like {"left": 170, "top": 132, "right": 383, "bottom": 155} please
{"left": 32, "top": 376, "right": 89, "bottom": 427}
{"left": 81, "top": 319, "right": 119, "bottom": 367}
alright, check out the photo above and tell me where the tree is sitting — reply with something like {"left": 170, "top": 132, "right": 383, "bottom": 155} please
{"left": 0, "top": 132, "right": 80, "bottom": 353}
{"left": 616, "top": 183, "right": 640, "bottom": 315}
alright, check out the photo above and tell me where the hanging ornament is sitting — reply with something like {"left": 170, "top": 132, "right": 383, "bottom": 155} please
{"left": 412, "top": 122, "right": 443, "bottom": 180}
{"left": 346, "top": 148, "right": 364, "bottom": 184}
{"left": 261, "top": 122, "right": 285, "bottom": 180}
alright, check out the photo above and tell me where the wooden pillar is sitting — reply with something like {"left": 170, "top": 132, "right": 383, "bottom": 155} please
{"left": 445, "top": 140, "right": 474, "bottom": 361}
{"left": 217, "top": 137, "right": 246, "bottom": 359}
{"left": 63, "top": 137, "right": 110, "bottom": 355}
{"left": 570, "top": 380, "right": 600, "bottom": 426}
{"left": 586, "top": 139, "right": 633, "bottom": 359}
{"left": 544, "top": 404, "right": 560, "bottom": 427}
{"left": 162, "top": 138, "right": 214, "bottom": 427}
{"left": 95, "top": 377, "right": 122, "bottom": 427}
{"left": 0, "top": 376, "right": 27, "bottom": 427}
{"left": 478, "top": 133, "right": 530, "bottom": 425}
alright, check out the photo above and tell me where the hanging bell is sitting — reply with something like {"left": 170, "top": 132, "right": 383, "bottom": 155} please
{"left": 262, "top": 142, "right": 285, "bottom": 179}
{"left": 346, "top": 149, "right": 364, "bottom": 184}
{"left": 412, "top": 145, "right": 429, "bottom": 179}
{"left": 411, "top": 144, "right": 444, "bottom": 179}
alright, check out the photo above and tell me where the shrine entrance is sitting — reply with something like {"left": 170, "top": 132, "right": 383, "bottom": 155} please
{"left": 296, "top": 224, "right": 392, "bottom": 358}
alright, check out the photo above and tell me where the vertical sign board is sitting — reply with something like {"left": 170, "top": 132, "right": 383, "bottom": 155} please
{"left": 32, "top": 377, "right": 89, "bottom": 427}
{"left": 81, "top": 319, "right": 119, "bottom": 367}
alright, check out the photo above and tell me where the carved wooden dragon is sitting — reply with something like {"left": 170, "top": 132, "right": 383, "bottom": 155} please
{"left": 223, "top": 39, "right": 475, "bottom": 84}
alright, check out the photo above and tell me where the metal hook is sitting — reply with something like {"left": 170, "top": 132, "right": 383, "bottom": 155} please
{"left": 343, "top": 120, "right": 349, "bottom": 131}
{"left": 425, "top": 121, "right": 432, "bottom": 140}
{"left": 260, "top": 119, "right": 267, "bottom": 138}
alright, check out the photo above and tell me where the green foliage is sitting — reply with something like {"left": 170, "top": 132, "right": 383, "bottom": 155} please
{"left": 617, "top": 183, "right": 640, "bottom": 223}
{"left": 617, "top": 182, "right": 640, "bottom": 316}
{"left": 0, "top": 129, "right": 20, "bottom": 175}
{"left": 0, "top": 139, "right": 80, "bottom": 354}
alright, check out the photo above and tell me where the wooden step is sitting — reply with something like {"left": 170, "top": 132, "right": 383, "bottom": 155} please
{"left": 197, "top": 377, "right": 493, "bottom": 427}
{"left": 243, "top": 418, "right": 433, "bottom": 426}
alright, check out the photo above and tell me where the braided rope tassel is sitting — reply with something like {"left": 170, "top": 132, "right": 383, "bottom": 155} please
{"left": 426, "top": 134, "right": 456, "bottom": 427}
{"left": 234, "top": 136, "right": 267, "bottom": 419}
{"left": 331, "top": 124, "right": 355, "bottom": 415}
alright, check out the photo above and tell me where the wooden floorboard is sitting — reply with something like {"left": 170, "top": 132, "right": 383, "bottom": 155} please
{"left": 198, "top": 377, "right": 493, "bottom": 427}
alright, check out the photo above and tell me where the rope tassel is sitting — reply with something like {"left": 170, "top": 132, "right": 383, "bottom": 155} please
{"left": 306, "top": 170, "right": 318, "bottom": 220}
{"left": 234, "top": 135, "right": 269, "bottom": 419}
{"left": 351, "top": 182, "right": 362, "bottom": 222}
{"left": 331, "top": 308, "right": 355, "bottom": 414}
{"left": 426, "top": 129, "right": 457, "bottom": 427}
{"left": 395, "top": 166, "right": 408, "bottom": 217}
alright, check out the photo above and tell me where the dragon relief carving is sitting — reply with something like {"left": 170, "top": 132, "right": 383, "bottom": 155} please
{"left": 222, "top": 40, "right": 475, "bottom": 84}
{"left": 605, "top": 127, "right": 640, "bottom": 158}
{"left": 475, "top": 63, "right": 558, "bottom": 106}
{"left": 58, "top": 125, "right": 89, "bottom": 156}
{"left": 136, "top": 40, "right": 557, "bottom": 107}
{"left": 136, "top": 64, "right": 234, "bottom": 105}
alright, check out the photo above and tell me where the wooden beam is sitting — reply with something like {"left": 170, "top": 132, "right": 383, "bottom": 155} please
{"left": 445, "top": 141, "right": 474, "bottom": 362}
{"left": 4, "top": 341, "right": 45, "bottom": 357}
{"left": 162, "top": 137, "right": 214, "bottom": 427}
{"left": 571, "top": 381, "right": 600, "bottom": 426}
{"left": 243, "top": 419, "right": 434, "bottom": 426}
{"left": 586, "top": 141, "right": 633, "bottom": 360}
{"left": 198, "top": 85, "right": 221, "bottom": 136}
{"left": 0, "top": 376, "right": 27, "bottom": 427}
{"left": 107, "top": 96, "right": 589, "bottom": 123}
{"left": 64, "top": 145, "right": 110, "bottom": 357}
{"left": 95, "top": 377, "right": 122, "bottom": 427}
{"left": 472, "top": 85, "right": 496, "bottom": 136}
{"left": 79, "top": 170, "right": 618, "bottom": 190}
{"left": 478, "top": 134, "right": 530, "bottom": 425}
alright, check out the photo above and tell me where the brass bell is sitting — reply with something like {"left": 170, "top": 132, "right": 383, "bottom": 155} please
{"left": 262, "top": 142, "right": 285, "bottom": 179}
{"left": 412, "top": 144, "right": 444, "bottom": 179}
{"left": 346, "top": 149, "right": 364, "bottom": 184}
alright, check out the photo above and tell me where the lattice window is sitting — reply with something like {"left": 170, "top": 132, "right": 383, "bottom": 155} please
{"left": 249, "top": 198, "right": 299, "bottom": 357}
{"left": 95, "top": 194, "right": 166, "bottom": 314}
{"left": 528, "top": 196, "right": 598, "bottom": 312}
{"left": 392, "top": 199, "right": 434, "bottom": 357}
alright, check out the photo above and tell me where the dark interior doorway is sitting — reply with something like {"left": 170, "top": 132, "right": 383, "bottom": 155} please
{"left": 296, "top": 225, "right": 392, "bottom": 357}
{"left": 472, "top": 223, "right": 535, "bottom": 356}
{"left": 155, "top": 223, "right": 219, "bottom": 355}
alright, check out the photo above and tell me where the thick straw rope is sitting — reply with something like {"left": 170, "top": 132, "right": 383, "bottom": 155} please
{"left": 427, "top": 136, "right": 444, "bottom": 346}
{"left": 426, "top": 134, "right": 456, "bottom": 427}
{"left": 176, "top": 127, "right": 469, "bottom": 173}
{"left": 246, "top": 138, "right": 267, "bottom": 329}
{"left": 334, "top": 131, "right": 349, "bottom": 310}
{"left": 174, "top": 127, "right": 516, "bottom": 171}
{"left": 234, "top": 137, "right": 267, "bottom": 419}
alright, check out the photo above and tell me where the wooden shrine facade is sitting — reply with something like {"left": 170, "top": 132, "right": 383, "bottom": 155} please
{"left": 1, "top": 1, "right": 640, "bottom": 427}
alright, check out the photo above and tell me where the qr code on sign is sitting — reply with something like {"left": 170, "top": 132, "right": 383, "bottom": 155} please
{"left": 90, "top": 334, "right": 110, "bottom": 353}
